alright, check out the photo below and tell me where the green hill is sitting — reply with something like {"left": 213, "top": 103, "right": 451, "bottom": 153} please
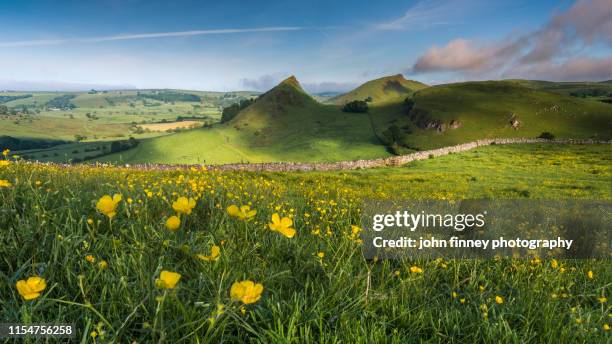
{"left": 91, "top": 78, "right": 612, "bottom": 165}
{"left": 329, "top": 74, "right": 428, "bottom": 105}
{"left": 100, "top": 76, "right": 390, "bottom": 164}
{"left": 375, "top": 81, "right": 612, "bottom": 150}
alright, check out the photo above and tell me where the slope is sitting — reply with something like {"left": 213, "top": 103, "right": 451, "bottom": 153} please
{"left": 329, "top": 74, "right": 428, "bottom": 105}
{"left": 100, "top": 76, "right": 390, "bottom": 164}
{"left": 376, "top": 81, "right": 612, "bottom": 150}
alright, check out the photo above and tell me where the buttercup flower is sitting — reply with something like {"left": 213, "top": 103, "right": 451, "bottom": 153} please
{"left": 227, "top": 204, "right": 257, "bottom": 220}
{"left": 0, "top": 179, "right": 12, "bottom": 188}
{"left": 197, "top": 245, "right": 221, "bottom": 262}
{"left": 2, "top": 148, "right": 9, "bottom": 157}
{"left": 165, "top": 216, "right": 181, "bottom": 231}
{"left": 0, "top": 160, "right": 9, "bottom": 167}
{"left": 16, "top": 276, "right": 47, "bottom": 300}
{"left": 96, "top": 194, "right": 122, "bottom": 219}
{"left": 230, "top": 280, "right": 264, "bottom": 304}
{"left": 587, "top": 270, "right": 594, "bottom": 279}
{"left": 155, "top": 270, "right": 181, "bottom": 289}
{"left": 85, "top": 255, "right": 96, "bottom": 263}
{"left": 99, "top": 260, "right": 108, "bottom": 270}
{"left": 172, "top": 197, "right": 196, "bottom": 215}
{"left": 268, "top": 213, "right": 296, "bottom": 238}
{"left": 410, "top": 266, "right": 423, "bottom": 274}
{"left": 495, "top": 295, "right": 504, "bottom": 304}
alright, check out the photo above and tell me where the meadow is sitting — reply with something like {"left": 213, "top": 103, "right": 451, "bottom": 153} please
{"left": 1, "top": 90, "right": 257, "bottom": 162}
{"left": 1, "top": 143, "right": 610, "bottom": 343}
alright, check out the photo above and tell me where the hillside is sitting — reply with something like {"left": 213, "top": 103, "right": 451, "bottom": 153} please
{"left": 329, "top": 74, "right": 428, "bottom": 105}
{"left": 100, "top": 76, "right": 390, "bottom": 164}
{"left": 376, "top": 81, "right": 612, "bottom": 150}
{"left": 505, "top": 79, "right": 612, "bottom": 103}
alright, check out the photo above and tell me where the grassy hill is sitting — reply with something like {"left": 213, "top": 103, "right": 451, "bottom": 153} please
{"left": 328, "top": 74, "right": 428, "bottom": 105}
{"left": 7, "top": 77, "right": 611, "bottom": 165}
{"left": 100, "top": 76, "right": 389, "bottom": 164}
{"left": 505, "top": 79, "right": 612, "bottom": 104}
{"left": 377, "top": 81, "right": 612, "bottom": 150}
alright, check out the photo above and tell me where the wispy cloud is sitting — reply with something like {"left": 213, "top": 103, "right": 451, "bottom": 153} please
{"left": 0, "top": 27, "right": 305, "bottom": 48}
{"left": 376, "top": 0, "right": 470, "bottom": 31}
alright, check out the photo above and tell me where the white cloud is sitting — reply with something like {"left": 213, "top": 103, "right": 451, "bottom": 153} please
{"left": 410, "top": 0, "right": 612, "bottom": 81}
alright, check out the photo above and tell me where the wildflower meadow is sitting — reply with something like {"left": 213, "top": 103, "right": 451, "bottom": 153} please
{"left": 0, "top": 144, "right": 610, "bottom": 342}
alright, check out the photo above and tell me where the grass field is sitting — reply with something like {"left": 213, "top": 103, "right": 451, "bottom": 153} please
{"left": 0, "top": 143, "right": 610, "bottom": 342}
{"left": 2, "top": 90, "right": 257, "bottom": 162}
{"left": 138, "top": 121, "right": 203, "bottom": 132}
{"left": 97, "top": 77, "right": 611, "bottom": 165}
{"left": 380, "top": 81, "right": 612, "bottom": 150}
{"left": 101, "top": 78, "right": 390, "bottom": 164}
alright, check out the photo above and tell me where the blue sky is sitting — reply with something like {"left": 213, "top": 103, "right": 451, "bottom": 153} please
{"left": 0, "top": 0, "right": 609, "bottom": 91}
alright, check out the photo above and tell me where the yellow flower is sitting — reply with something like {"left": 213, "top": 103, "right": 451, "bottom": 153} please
{"left": 495, "top": 295, "right": 504, "bottom": 304}
{"left": 165, "top": 216, "right": 181, "bottom": 231}
{"left": 550, "top": 259, "right": 558, "bottom": 269}
{"left": 2, "top": 148, "right": 9, "bottom": 157}
{"left": 95, "top": 194, "right": 122, "bottom": 219}
{"left": 226, "top": 204, "right": 257, "bottom": 220}
{"left": 15, "top": 276, "right": 47, "bottom": 300}
{"left": 0, "top": 160, "right": 10, "bottom": 167}
{"left": 90, "top": 331, "right": 98, "bottom": 338}
{"left": 317, "top": 251, "right": 325, "bottom": 259}
{"left": 85, "top": 255, "right": 96, "bottom": 263}
{"left": 268, "top": 213, "right": 296, "bottom": 238}
{"left": 197, "top": 245, "right": 221, "bottom": 262}
{"left": 410, "top": 266, "right": 423, "bottom": 274}
{"left": 230, "top": 280, "right": 264, "bottom": 304}
{"left": 598, "top": 297, "right": 607, "bottom": 303}
{"left": 604, "top": 324, "right": 610, "bottom": 331}
{"left": 587, "top": 270, "right": 594, "bottom": 279}
{"left": 87, "top": 218, "right": 94, "bottom": 225}
{"left": 155, "top": 270, "right": 181, "bottom": 289}
{"left": 0, "top": 179, "right": 12, "bottom": 188}
{"left": 172, "top": 197, "right": 196, "bottom": 215}
{"left": 99, "top": 260, "right": 108, "bottom": 270}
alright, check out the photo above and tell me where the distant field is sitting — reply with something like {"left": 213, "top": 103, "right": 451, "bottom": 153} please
{"left": 139, "top": 120, "right": 203, "bottom": 132}
{"left": 2, "top": 89, "right": 257, "bottom": 162}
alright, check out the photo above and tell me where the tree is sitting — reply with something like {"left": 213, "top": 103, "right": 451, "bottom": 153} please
{"left": 0, "top": 105, "right": 7, "bottom": 115}
{"left": 342, "top": 100, "right": 368, "bottom": 113}
{"left": 221, "top": 98, "right": 255, "bottom": 123}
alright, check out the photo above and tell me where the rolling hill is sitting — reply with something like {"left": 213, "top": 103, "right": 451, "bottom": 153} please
{"left": 100, "top": 76, "right": 390, "bottom": 164}
{"left": 99, "top": 77, "right": 612, "bottom": 165}
{"left": 328, "top": 74, "right": 428, "bottom": 105}
{"left": 375, "top": 80, "right": 612, "bottom": 150}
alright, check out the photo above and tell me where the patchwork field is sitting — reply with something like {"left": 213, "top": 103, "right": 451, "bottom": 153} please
{"left": 138, "top": 120, "right": 203, "bottom": 132}
{"left": 1, "top": 143, "right": 610, "bottom": 342}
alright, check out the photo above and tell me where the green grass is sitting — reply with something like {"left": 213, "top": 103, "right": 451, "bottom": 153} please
{"left": 2, "top": 90, "right": 258, "bottom": 162}
{"left": 101, "top": 78, "right": 390, "bottom": 164}
{"left": 0, "top": 144, "right": 610, "bottom": 342}
{"left": 391, "top": 81, "right": 612, "bottom": 150}
{"left": 101, "top": 79, "right": 612, "bottom": 165}
{"left": 329, "top": 74, "right": 428, "bottom": 105}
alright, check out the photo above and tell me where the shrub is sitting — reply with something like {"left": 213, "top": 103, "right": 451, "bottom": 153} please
{"left": 538, "top": 132, "right": 555, "bottom": 140}
{"left": 342, "top": 100, "right": 368, "bottom": 113}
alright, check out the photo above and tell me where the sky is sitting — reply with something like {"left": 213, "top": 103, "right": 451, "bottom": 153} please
{"left": 0, "top": 0, "right": 610, "bottom": 92}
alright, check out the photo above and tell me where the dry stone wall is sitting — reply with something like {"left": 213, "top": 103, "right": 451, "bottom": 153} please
{"left": 117, "top": 138, "right": 611, "bottom": 172}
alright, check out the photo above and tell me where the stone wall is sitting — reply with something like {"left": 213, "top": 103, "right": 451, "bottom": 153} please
{"left": 120, "top": 138, "right": 611, "bottom": 172}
